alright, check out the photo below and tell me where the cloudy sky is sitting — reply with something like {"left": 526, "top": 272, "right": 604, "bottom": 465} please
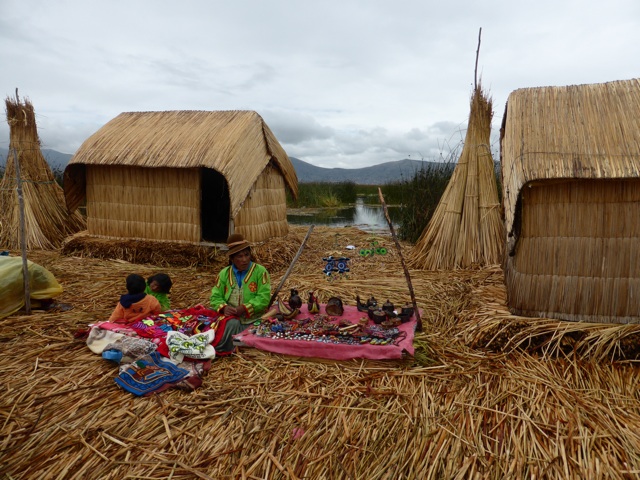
{"left": 1, "top": 0, "right": 638, "bottom": 169}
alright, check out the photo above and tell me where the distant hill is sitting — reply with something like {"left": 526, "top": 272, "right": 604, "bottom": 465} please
{"left": 289, "top": 157, "right": 452, "bottom": 184}
{"left": 0, "top": 148, "right": 451, "bottom": 184}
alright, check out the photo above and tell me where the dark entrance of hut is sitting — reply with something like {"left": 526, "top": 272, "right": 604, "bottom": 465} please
{"left": 201, "top": 168, "right": 230, "bottom": 243}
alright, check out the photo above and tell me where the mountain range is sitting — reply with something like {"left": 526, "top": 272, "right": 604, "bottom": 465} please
{"left": 0, "top": 148, "right": 448, "bottom": 184}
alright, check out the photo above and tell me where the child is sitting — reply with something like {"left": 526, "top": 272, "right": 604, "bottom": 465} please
{"left": 146, "top": 273, "right": 172, "bottom": 311}
{"left": 109, "top": 274, "right": 161, "bottom": 324}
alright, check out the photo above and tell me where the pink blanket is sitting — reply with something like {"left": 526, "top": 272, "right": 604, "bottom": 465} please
{"left": 235, "top": 305, "right": 417, "bottom": 360}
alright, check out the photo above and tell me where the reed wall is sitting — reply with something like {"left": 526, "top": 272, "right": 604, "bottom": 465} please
{"left": 234, "top": 164, "right": 289, "bottom": 242}
{"left": 505, "top": 178, "right": 640, "bottom": 323}
{"left": 86, "top": 165, "right": 200, "bottom": 242}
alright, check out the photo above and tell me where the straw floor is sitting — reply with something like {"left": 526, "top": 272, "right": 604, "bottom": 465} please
{"left": 2, "top": 225, "right": 640, "bottom": 479}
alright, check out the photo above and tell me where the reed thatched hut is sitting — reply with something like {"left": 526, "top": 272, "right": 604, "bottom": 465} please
{"left": 63, "top": 110, "right": 297, "bottom": 245}
{"left": 0, "top": 94, "right": 85, "bottom": 250}
{"left": 500, "top": 78, "right": 640, "bottom": 324}
{"left": 410, "top": 85, "right": 504, "bottom": 270}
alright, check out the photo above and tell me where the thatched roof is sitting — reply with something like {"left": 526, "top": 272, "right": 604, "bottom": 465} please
{"left": 500, "top": 78, "right": 640, "bottom": 237}
{"left": 64, "top": 110, "right": 298, "bottom": 217}
{"left": 410, "top": 85, "right": 504, "bottom": 270}
{"left": 0, "top": 95, "right": 85, "bottom": 249}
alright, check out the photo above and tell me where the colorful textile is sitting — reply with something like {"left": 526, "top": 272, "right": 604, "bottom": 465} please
{"left": 114, "top": 351, "right": 190, "bottom": 396}
{"left": 209, "top": 262, "right": 271, "bottom": 323}
{"left": 88, "top": 306, "right": 228, "bottom": 395}
{"left": 235, "top": 305, "right": 417, "bottom": 360}
{"left": 166, "top": 329, "right": 216, "bottom": 362}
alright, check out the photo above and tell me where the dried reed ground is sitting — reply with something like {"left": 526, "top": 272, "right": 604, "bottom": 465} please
{"left": 2, "top": 226, "right": 640, "bottom": 479}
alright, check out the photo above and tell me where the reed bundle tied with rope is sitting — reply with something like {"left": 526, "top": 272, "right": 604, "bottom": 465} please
{"left": 0, "top": 95, "right": 85, "bottom": 249}
{"left": 410, "top": 84, "right": 504, "bottom": 271}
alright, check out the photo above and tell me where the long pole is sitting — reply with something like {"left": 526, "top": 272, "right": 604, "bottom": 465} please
{"left": 377, "top": 188, "right": 422, "bottom": 331}
{"left": 13, "top": 147, "right": 31, "bottom": 315}
{"left": 268, "top": 224, "right": 314, "bottom": 308}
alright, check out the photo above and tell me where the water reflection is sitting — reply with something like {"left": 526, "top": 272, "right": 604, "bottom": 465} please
{"left": 287, "top": 197, "right": 400, "bottom": 232}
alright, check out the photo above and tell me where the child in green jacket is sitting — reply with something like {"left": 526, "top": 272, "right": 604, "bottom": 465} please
{"left": 146, "top": 273, "right": 173, "bottom": 311}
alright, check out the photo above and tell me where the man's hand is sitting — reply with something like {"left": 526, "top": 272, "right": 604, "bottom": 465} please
{"left": 223, "top": 305, "right": 238, "bottom": 316}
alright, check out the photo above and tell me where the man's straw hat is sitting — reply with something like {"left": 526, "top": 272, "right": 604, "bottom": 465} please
{"left": 226, "top": 233, "right": 251, "bottom": 256}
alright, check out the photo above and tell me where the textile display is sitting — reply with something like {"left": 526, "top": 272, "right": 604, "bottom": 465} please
{"left": 86, "top": 306, "right": 227, "bottom": 396}
{"left": 235, "top": 305, "right": 418, "bottom": 360}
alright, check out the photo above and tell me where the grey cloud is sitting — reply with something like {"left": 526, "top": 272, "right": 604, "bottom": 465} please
{"left": 2, "top": 0, "right": 639, "bottom": 169}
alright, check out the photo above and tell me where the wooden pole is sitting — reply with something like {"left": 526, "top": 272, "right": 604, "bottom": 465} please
{"left": 474, "top": 27, "right": 482, "bottom": 90}
{"left": 268, "top": 224, "right": 314, "bottom": 308}
{"left": 13, "top": 147, "right": 31, "bottom": 315}
{"left": 377, "top": 188, "right": 422, "bottom": 331}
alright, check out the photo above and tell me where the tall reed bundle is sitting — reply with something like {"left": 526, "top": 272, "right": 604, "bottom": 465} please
{"left": 3, "top": 227, "right": 640, "bottom": 478}
{"left": 410, "top": 85, "right": 504, "bottom": 270}
{"left": 0, "top": 95, "right": 85, "bottom": 249}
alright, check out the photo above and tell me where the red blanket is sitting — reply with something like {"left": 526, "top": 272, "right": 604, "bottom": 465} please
{"left": 235, "top": 305, "right": 417, "bottom": 360}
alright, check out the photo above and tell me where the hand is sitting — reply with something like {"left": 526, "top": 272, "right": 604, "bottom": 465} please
{"left": 223, "top": 305, "right": 238, "bottom": 316}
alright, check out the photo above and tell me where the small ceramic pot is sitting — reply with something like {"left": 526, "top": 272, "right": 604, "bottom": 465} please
{"left": 325, "top": 296, "right": 344, "bottom": 316}
{"left": 372, "top": 309, "right": 387, "bottom": 324}
{"left": 401, "top": 305, "right": 414, "bottom": 317}
{"left": 382, "top": 299, "right": 395, "bottom": 314}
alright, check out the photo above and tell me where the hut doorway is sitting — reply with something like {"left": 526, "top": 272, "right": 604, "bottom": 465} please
{"left": 201, "top": 168, "right": 230, "bottom": 243}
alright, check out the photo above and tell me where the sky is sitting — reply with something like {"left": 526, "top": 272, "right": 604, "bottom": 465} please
{"left": 1, "top": 0, "right": 638, "bottom": 169}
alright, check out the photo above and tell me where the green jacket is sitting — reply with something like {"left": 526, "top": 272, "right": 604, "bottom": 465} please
{"left": 210, "top": 262, "right": 271, "bottom": 323}
{"left": 145, "top": 285, "right": 171, "bottom": 311}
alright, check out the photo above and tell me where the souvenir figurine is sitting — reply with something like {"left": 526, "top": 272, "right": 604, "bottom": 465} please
{"left": 356, "top": 295, "right": 369, "bottom": 312}
{"left": 289, "top": 289, "right": 303, "bottom": 310}
{"left": 307, "top": 291, "right": 320, "bottom": 314}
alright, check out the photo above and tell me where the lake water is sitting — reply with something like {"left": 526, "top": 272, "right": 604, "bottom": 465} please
{"left": 287, "top": 197, "right": 401, "bottom": 233}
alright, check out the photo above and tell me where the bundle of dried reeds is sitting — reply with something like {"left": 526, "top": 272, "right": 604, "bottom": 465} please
{"left": 459, "top": 274, "right": 640, "bottom": 361}
{"left": 410, "top": 85, "right": 504, "bottom": 270}
{"left": 3, "top": 227, "right": 640, "bottom": 478}
{"left": 0, "top": 96, "right": 85, "bottom": 249}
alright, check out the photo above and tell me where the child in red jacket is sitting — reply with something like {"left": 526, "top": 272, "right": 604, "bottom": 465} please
{"left": 109, "top": 274, "right": 161, "bottom": 324}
